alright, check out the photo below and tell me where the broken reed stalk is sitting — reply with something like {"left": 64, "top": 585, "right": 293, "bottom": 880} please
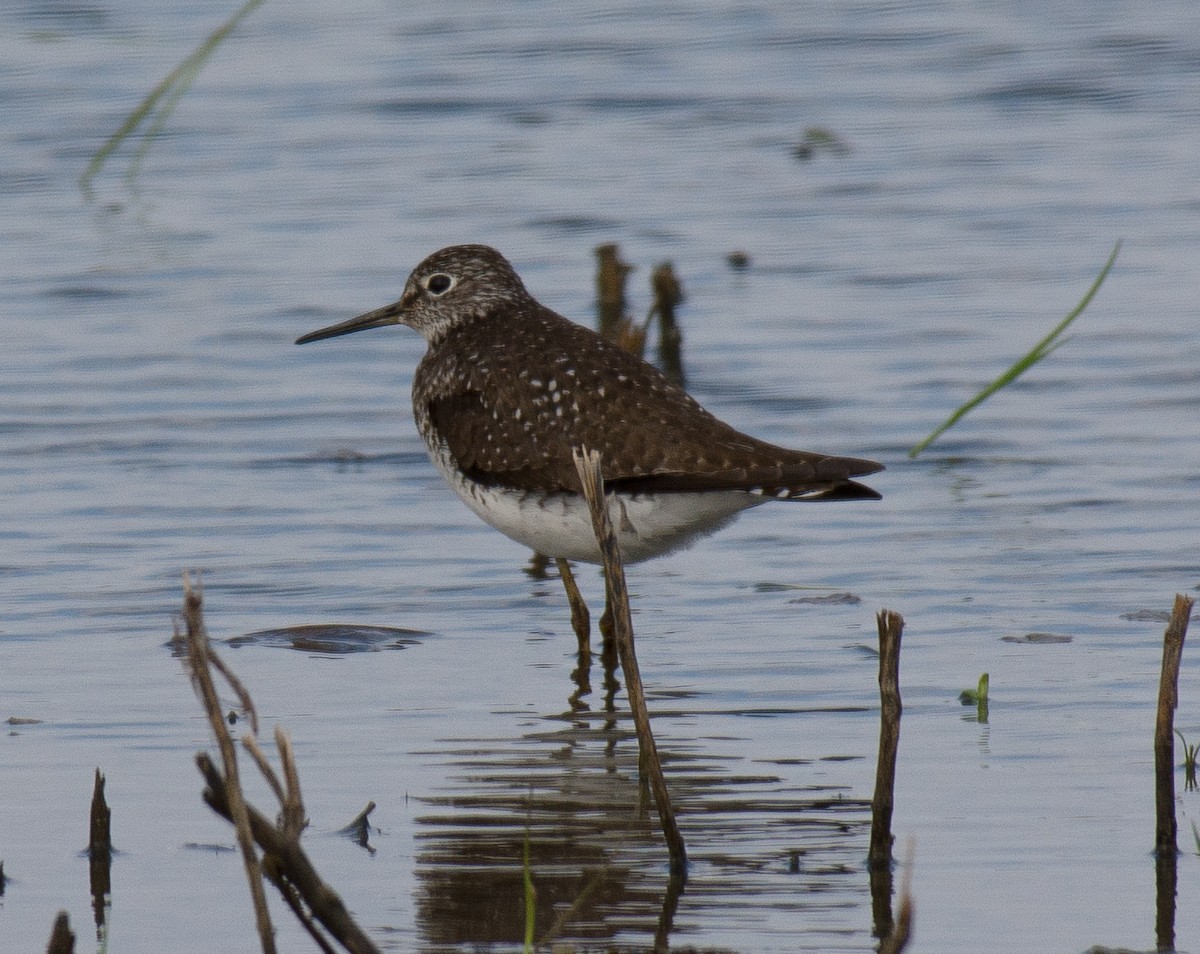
{"left": 46, "top": 910, "right": 75, "bottom": 954}
{"left": 572, "top": 447, "right": 688, "bottom": 879}
{"left": 649, "top": 262, "right": 685, "bottom": 388}
{"left": 870, "top": 610, "right": 904, "bottom": 867}
{"left": 88, "top": 768, "right": 112, "bottom": 935}
{"left": 181, "top": 575, "right": 276, "bottom": 954}
{"left": 1154, "top": 593, "right": 1193, "bottom": 856}
{"left": 594, "top": 243, "right": 633, "bottom": 342}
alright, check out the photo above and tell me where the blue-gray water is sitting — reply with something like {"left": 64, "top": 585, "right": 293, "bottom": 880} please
{"left": 3, "top": 1, "right": 1200, "bottom": 951}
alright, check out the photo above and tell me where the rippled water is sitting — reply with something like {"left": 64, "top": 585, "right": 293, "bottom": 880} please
{"left": 4, "top": 1, "right": 1200, "bottom": 951}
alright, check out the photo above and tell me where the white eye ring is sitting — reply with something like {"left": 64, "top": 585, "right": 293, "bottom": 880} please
{"left": 424, "top": 273, "right": 456, "bottom": 296}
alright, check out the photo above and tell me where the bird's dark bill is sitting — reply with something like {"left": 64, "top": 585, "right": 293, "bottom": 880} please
{"left": 295, "top": 302, "right": 403, "bottom": 345}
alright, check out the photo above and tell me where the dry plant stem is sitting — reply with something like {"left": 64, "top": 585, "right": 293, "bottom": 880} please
{"left": 197, "top": 754, "right": 382, "bottom": 954}
{"left": 1155, "top": 593, "right": 1193, "bottom": 856}
{"left": 182, "top": 576, "right": 277, "bottom": 954}
{"left": 870, "top": 610, "right": 904, "bottom": 868}
{"left": 244, "top": 733, "right": 288, "bottom": 807}
{"left": 208, "top": 648, "right": 260, "bottom": 734}
{"left": 275, "top": 727, "right": 306, "bottom": 837}
{"left": 555, "top": 557, "right": 592, "bottom": 657}
{"left": 572, "top": 447, "right": 688, "bottom": 879}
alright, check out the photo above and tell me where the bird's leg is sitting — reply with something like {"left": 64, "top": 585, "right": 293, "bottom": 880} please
{"left": 555, "top": 558, "right": 592, "bottom": 661}
{"left": 598, "top": 595, "right": 618, "bottom": 664}
{"left": 596, "top": 577, "right": 622, "bottom": 712}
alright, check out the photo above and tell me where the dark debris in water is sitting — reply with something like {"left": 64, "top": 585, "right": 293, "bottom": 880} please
{"left": 1001, "top": 632, "right": 1073, "bottom": 644}
{"left": 182, "top": 842, "right": 236, "bottom": 854}
{"left": 227, "top": 624, "right": 431, "bottom": 654}
{"left": 754, "top": 582, "right": 863, "bottom": 605}
{"left": 788, "top": 592, "right": 862, "bottom": 606}
{"left": 1120, "top": 608, "right": 1200, "bottom": 623}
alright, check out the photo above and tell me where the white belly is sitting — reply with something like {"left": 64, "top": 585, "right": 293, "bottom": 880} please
{"left": 425, "top": 444, "right": 763, "bottom": 564}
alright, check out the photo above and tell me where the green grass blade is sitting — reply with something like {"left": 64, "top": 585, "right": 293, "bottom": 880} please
{"left": 80, "top": 0, "right": 268, "bottom": 194}
{"left": 909, "top": 240, "right": 1122, "bottom": 458}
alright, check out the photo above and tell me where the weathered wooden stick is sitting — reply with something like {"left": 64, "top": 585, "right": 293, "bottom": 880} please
{"left": 572, "top": 447, "right": 687, "bottom": 879}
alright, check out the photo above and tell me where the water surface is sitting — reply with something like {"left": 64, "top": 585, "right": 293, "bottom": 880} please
{"left": 3, "top": 1, "right": 1200, "bottom": 951}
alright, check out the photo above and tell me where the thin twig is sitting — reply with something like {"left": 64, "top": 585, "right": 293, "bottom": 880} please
{"left": 243, "top": 734, "right": 288, "bottom": 807}
{"left": 209, "top": 649, "right": 260, "bottom": 735}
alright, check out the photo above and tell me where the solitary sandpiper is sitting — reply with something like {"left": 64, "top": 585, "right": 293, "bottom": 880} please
{"left": 296, "top": 244, "right": 882, "bottom": 565}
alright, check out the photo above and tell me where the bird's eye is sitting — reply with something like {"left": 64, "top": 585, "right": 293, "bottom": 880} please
{"left": 424, "top": 273, "right": 455, "bottom": 296}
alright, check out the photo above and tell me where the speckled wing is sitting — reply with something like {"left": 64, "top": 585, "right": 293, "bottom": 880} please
{"left": 424, "top": 387, "right": 580, "bottom": 492}
{"left": 421, "top": 302, "right": 882, "bottom": 499}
